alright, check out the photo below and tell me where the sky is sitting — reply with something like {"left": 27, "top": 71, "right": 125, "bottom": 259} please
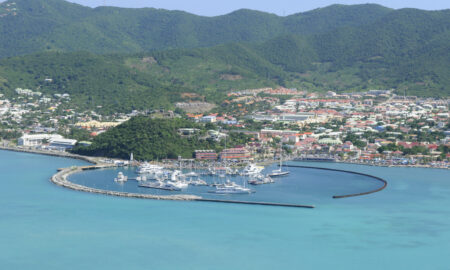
{"left": 65, "top": 0, "right": 450, "bottom": 16}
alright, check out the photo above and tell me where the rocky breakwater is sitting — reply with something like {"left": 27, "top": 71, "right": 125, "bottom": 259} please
{"left": 51, "top": 165, "right": 201, "bottom": 201}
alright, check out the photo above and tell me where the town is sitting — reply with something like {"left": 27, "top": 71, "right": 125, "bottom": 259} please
{"left": 1, "top": 86, "right": 449, "bottom": 168}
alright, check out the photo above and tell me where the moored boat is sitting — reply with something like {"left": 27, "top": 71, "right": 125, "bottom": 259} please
{"left": 114, "top": 172, "right": 128, "bottom": 183}
{"left": 248, "top": 174, "right": 274, "bottom": 185}
{"left": 209, "top": 179, "right": 254, "bottom": 194}
{"left": 240, "top": 163, "right": 263, "bottom": 176}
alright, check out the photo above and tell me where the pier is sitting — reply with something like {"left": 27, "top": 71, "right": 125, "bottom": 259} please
{"left": 284, "top": 165, "right": 388, "bottom": 199}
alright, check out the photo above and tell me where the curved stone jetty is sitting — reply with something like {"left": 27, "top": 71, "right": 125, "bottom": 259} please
{"left": 51, "top": 166, "right": 201, "bottom": 201}
{"left": 51, "top": 165, "right": 315, "bottom": 208}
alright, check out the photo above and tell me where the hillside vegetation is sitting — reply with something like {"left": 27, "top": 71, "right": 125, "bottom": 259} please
{"left": 0, "top": 0, "right": 449, "bottom": 112}
{"left": 0, "top": 0, "right": 392, "bottom": 57}
{"left": 71, "top": 117, "right": 250, "bottom": 160}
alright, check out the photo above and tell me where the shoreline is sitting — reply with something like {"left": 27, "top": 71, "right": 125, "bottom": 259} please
{"left": 1, "top": 145, "right": 447, "bottom": 170}
{"left": 0, "top": 145, "right": 99, "bottom": 164}
{"left": 334, "top": 160, "right": 449, "bottom": 170}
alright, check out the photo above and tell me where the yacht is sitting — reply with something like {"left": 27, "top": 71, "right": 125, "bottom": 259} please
{"left": 187, "top": 178, "right": 208, "bottom": 186}
{"left": 170, "top": 170, "right": 187, "bottom": 181}
{"left": 167, "top": 180, "right": 188, "bottom": 189}
{"left": 136, "top": 163, "right": 165, "bottom": 178}
{"left": 186, "top": 174, "right": 208, "bottom": 186}
{"left": 248, "top": 174, "right": 274, "bottom": 185}
{"left": 114, "top": 172, "right": 128, "bottom": 183}
{"left": 169, "top": 170, "right": 189, "bottom": 188}
{"left": 209, "top": 179, "right": 254, "bottom": 194}
{"left": 139, "top": 180, "right": 182, "bottom": 191}
{"left": 240, "top": 164, "right": 263, "bottom": 176}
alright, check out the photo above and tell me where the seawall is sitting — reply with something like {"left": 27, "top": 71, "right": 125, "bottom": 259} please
{"left": 0, "top": 145, "right": 97, "bottom": 164}
{"left": 283, "top": 165, "right": 388, "bottom": 199}
{"left": 51, "top": 165, "right": 201, "bottom": 201}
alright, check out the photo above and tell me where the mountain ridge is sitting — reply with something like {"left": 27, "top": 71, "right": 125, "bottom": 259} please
{"left": 0, "top": 0, "right": 396, "bottom": 57}
{"left": 0, "top": 0, "right": 448, "bottom": 110}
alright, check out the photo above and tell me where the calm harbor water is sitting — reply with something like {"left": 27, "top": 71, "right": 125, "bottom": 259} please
{"left": 68, "top": 163, "right": 383, "bottom": 204}
{"left": 1, "top": 150, "right": 450, "bottom": 269}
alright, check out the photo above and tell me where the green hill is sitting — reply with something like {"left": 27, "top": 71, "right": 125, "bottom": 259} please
{"left": 0, "top": 1, "right": 449, "bottom": 109}
{"left": 0, "top": 52, "right": 189, "bottom": 114}
{"left": 71, "top": 117, "right": 213, "bottom": 160}
{"left": 0, "top": 27, "right": 449, "bottom": 115}
{"left": 0, "top": 0, "right": 392, "bottom": 57}
{"left": 71, "top": 116, "right": 250, "bottom": 160}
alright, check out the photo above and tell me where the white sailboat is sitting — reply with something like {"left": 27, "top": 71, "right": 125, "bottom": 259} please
{"left": 268, "top": 145, "right": 289, "bottom": 177}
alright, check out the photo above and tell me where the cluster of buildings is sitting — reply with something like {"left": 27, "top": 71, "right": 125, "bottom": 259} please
{"left": 18, "top": 134, "right": 77, "bottom": 151}
{"left": 189, "top": 90, "right": 449, "bottom": 166}
{"left": 1, "top": 82, "right": 449, "bottom": 167}
{"left": 0, "top": 86, "right": 132, "bottom": 150}
{"left": 194, "top": 147, "right": 251, "bottom": 161}
{"left": 187, "top": 113, "right": 238, "bottom": 125}
{"left": 0, "top": 2, "right": 17, "bottom": 17}
{"left": 227, "top": 87, "right": 302, "bottom": 97}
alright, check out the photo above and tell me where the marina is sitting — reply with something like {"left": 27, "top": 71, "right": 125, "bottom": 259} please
{"left": 1, "top": 145, "right": 389, "bottom": 206}
{"left": 64, "top": 159, "right": 388, "bottom": 207}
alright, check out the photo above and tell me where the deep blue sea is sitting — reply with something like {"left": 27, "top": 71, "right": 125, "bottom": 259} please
{"left": 1, "top": 150, "right": 450, "bottom": 270}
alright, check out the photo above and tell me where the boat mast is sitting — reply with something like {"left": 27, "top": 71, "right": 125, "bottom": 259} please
{"left": 279, "top": 143, "right": 282, "bottom": 168}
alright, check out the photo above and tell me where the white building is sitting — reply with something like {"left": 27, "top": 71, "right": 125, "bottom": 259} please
{"left": 18, "top": 134, "right": 64, "bottom": 147}
{"left": 49, "top": 138, "right": 77, "bottom": 150}
{"left": 200, "top": 116, "right": 216, "bottom": 123}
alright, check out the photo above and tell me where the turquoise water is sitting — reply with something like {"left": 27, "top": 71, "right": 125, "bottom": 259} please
{"left": 1, "top": 150, "right": 450, "bottom": 269}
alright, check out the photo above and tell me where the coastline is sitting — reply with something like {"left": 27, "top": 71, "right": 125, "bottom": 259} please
{"left": 334, "top": 160, "right": 449, "bottom": 170}
{"left": 1, "top": 145, "right": 446, "bottom": 170}
{"left": 0, "top": 146, "right": 201, "bottom": 201}
{"left": 0, "top": 145, "right": 99, "bottom": 164}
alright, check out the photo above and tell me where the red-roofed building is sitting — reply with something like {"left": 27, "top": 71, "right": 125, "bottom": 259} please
{"left": 220, "top": 148, "right": 251, "bottom": 160}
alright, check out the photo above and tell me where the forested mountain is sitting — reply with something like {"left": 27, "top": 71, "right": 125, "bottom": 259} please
{"left": 0, "top": 0, "right": 449, "bottom": 112}
{"left": 0, "top": 0, "right": 392, "bottom": 57}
